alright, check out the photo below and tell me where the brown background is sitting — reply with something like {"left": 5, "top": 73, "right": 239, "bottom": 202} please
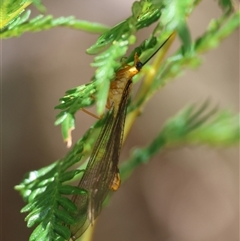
{"left": 2, "top": 1, "right": 239, "bottom": 241}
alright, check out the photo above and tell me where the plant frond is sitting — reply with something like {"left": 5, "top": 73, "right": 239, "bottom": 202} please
{"left": 54, "top": 83, "right": 97, "bottom": 143}
{"left": 1, "top": 12, "right": 109, "bottom": 38}
{"left": 121, "top": 102, "right": 239, "bottom": 181}
{"left": 128, "top": 8, "right": 240, "bottom": 111}
{"left": 15, "top": 161, "right": 77, "bottom": 240}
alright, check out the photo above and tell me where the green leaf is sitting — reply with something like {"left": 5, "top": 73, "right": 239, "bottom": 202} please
{"left": 53, "top": 223, "right": 71, "bottom": 240}
{"left": 25, "top": 206, "right": 51, "bottom": 227}
{"left": 32, "top": 0, "right": 46, "bottom": 12}
{"left": 54, "top": 209, "right": 76, "bottom": 225}
{"left": 29, "top": 223, "right": 48, "bottom": 241}
{"left": 21, "top": 198, "right": 48, "bottom": 213}
{"left": 57, "top": 196, "right": 78, "bottom": 212}
{"left": 59, "top": 169, "right": 84, "bottom": 183}
{"left": 58, "top": 185, "right": 87, "bottom": 195}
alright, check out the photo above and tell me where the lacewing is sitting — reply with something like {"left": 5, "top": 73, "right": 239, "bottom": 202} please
{"left": 69, "top": 34, "right": 173, "bottom": 240}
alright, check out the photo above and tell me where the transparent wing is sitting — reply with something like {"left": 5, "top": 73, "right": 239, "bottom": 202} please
{"left": 69, "top": 80, "right": 132, "bottom": 240}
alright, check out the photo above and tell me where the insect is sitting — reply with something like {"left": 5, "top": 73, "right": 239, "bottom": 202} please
{"left": 69, "top": 34, "right": 173, "bottom": 240}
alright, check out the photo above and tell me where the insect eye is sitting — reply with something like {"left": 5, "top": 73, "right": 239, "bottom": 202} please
{"left": 136, "top": 61, "right": 143, "bottom": 71}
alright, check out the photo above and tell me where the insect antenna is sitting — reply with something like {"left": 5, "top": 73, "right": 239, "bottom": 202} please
{"left": 143, "top": 33, "right": 174, "bottom": 66}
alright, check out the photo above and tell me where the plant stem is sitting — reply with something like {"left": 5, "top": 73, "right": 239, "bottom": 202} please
{"left": 123, "top": 32, "right": 176, "bottom": 142}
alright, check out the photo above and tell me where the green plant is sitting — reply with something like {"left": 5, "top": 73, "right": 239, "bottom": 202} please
{"left": 1, "top": 0, "right": 239, "bottom": 240}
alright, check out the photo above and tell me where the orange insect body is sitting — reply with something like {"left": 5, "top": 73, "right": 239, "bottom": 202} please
{"left": 108, "top": 53, "right": 140, "bottom": 116}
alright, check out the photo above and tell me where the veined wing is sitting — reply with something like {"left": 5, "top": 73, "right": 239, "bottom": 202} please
{"left": 69, "top": 80, "right": 132, "bottom": 240}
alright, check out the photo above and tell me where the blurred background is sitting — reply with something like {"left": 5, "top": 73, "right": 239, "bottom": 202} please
{"left": 2, "top": 1, "right": 239, "bottom": 241}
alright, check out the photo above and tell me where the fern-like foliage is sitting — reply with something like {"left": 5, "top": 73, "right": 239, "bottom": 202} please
{"left": 1, "top": 0, "right": 32, "bottom": 29}
{"left": 12, "top": 0, "right": 240, "bottom": 240}
{"left": 0, "top": 3, "right": 109, "bottom": 38}
{"left": 15, "top": 118, "right": 108, "bottom": 241}
{"left": 121, "top": 101, "right": 239, "bottom": 180}
{"left": 16, "top": 161, "right": 82, "bottom": 241}
{"left": 127, "top": 10, "right": 240, "bottom": 114}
